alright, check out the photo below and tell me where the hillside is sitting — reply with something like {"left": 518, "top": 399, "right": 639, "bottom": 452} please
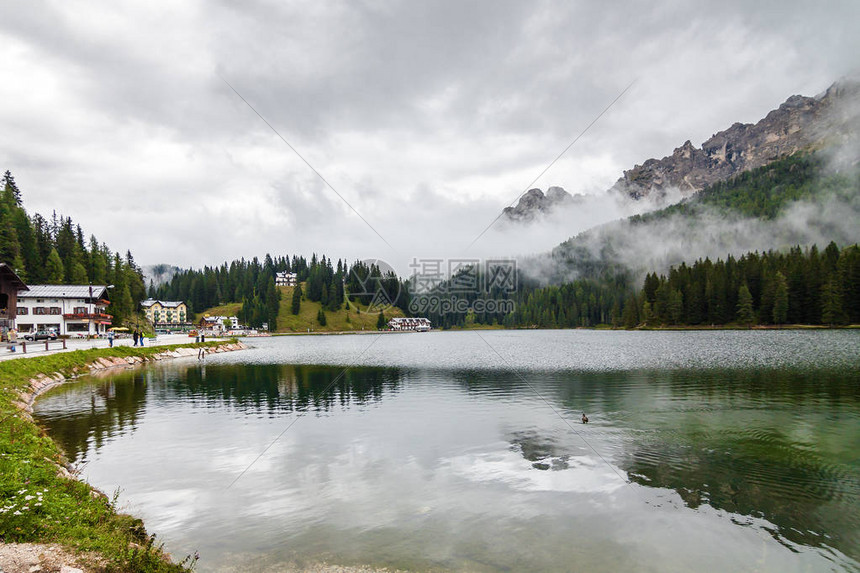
{"left": 534, "top": 148, "right": 860, "bottom": 284}
{"left": 275, "top": 285, "right": 405, "bottom": 332}
{"left": 201, "top": 284, "right": 405, "bottom": 333}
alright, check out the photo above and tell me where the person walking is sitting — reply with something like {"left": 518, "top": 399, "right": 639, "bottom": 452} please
{"left": 133, "top": 329, "right": 139, "bottom": 346}
{"left": 8, "top": 328, "right": 16, "bottom": 352}
{"left": 108, "top": 329, "right": 114, "bottom": 348}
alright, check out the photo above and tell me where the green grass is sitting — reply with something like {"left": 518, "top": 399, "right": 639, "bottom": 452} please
{"left": 0, "top": 342, "right": 229, "bottom": 571}
{"left": 197, "top": 302, "right": 242, "bottom": 319}
{"left": 276, "top": 285, "right": 406, "bottom": 332}
{"left": 198, "top": 285, "right": 406, "bottom": 333}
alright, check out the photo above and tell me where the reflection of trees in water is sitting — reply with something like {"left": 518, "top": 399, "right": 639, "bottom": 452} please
{"left": 38, "top": 365, "right": 404, "bottom": 463}
{"left": 621, "top": 368, "right": 860, "bottom": 562}
{"left": 454, "top": 366, "right": 860, "bottom": 561}
{"left": 37, "top": 372, "right": 149, "bottom": 463}
{"left": 175, "top": 364, "right": 403, "bottom": 413}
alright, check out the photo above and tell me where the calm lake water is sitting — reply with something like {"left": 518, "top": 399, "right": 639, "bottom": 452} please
{"left": 34, "top": 330, "right": 860, "bottom": 572}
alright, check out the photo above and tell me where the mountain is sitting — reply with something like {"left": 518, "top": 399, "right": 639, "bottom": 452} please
{"left": 535, "top": 148, "right": 860, "bottom": 285}
{"left": 502, "top": 186, "right": 583, "bottom": 221}
{"left": 613, "top": 78, "right": 860, "bottom": 200}
{"left": 504, "top": 77, "right": 860, "bottom": 221}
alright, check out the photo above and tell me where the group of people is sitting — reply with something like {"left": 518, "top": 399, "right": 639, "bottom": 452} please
{"left": 132, "top": 329, "right": 145, "bottom": 346}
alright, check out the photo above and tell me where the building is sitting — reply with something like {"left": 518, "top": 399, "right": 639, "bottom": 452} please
{"left": 16, "top": 285, "right": 112, "bottom": 336}
{"left": 0, "top": 263, "right": 28, "bottom": 334}
{"left": 275, "top": 272, "right": 298, "bottom": 286}
{"left": 199, "top": 315, "right": 239, "bottom": 333}
{"left": 140, "top": 299, "right": 191, "bottom": 330}
{"left": 387, "top": 317, "right": 431, "bottom": 331}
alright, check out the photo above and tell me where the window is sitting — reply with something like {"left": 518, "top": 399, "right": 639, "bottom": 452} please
{"left": 73, "top": 307, "right": 87, "bottom": 314}
{"left": 49, "top": 307, "right": 62, "bottom": 315}
{"left": 34, "top": 307, "right": 48, "bottom": 315}
{"left": 17, "top": 307, "right": 28, "bottom": 315}
{"left": 67, "top": 323, "right": 88, "bottom": 332}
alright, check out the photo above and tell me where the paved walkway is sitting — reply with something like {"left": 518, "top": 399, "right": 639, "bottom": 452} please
{"left": 0, "top": 334, "right": 226, "bottom": 363}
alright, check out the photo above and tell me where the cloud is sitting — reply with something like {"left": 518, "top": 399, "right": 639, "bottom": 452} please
{"left": 1, "top": 0, "right": 859, "bottom": 271}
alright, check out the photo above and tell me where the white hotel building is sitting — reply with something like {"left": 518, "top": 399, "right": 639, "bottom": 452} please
{"left": 16, "top": 285, "right": 112, "bottom": 336}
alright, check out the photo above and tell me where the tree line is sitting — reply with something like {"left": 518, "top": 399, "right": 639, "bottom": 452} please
{"left": 150, "top": 254, "right": 301, "bottom": 329}
{"left": 0, "top": 170, "right": 146, "bottom": 325}
{"left": 627, "top": 242, "right": 860, "bottom": 327}
{"left": 150, "top": 252, "right": 415, "bottom": 330}
{"left": 413, "top": 242, "right": 859, "bottom": 330}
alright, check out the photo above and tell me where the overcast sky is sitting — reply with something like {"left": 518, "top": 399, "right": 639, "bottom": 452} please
{"left": 2, "top": 1, "right": 859, "bottom": 273}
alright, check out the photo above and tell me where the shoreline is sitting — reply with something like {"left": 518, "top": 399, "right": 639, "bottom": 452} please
{"left": 0, "top": 340, "right": 246, "bottom": 573}
{"left": 265, "top": 323, "right": 860, "bottom": 336}
{"left": 21, "top": 341, "right": 246, "bottom": 410}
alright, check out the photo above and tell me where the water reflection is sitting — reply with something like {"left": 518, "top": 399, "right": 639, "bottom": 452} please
{"left": 39, "top": 364, "right": 404, "bottom": 463}
{"left": 33, "top": 354, "right": 860, "bottom": 571}
{"left": 175, "top": 363, "right": 403, "bottom": 413}
{"left": 619, "top": 368, "right": 860, "bottom": 563}
{"left": 37, "top": 372, "right": 149, "bottom": 462}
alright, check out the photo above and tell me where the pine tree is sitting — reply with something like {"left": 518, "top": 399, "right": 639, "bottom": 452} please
{"left": 317, "top": 308, "right": 327, "bottom": 326}
{"left": 641, "top": 300, "right": 652, "bottom": 326}
{"left": 291, "top": 283, "right": 302, "bottom": 315}
{"left": 376, "top": 310, "right": 386, "bottom": 329}
{"left": 71, "top": 261, "right": 88, "bottom": 283}
{"left": 3, "top": 171, "right": 21, "bottom": 205}
{"left": 821, "top": 278, "right": 847, "bottom": 326}
{"left": 736, "top": 284, "right": 755, "bottom": 327}
{"left": 327, "top": 282, "right": 339, "bottom": 311}
{"left": 45, "top": 248, "right": 65, "bottom": 284}
{"left": 668, "top": 289, "right": 684, "bottom": 324}
{"left": 773, "top": 272, "right": 789, "bottom": 325}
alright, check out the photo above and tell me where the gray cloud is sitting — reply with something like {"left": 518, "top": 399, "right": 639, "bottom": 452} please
{"left": 1, "top": 1, "right": 859, "bottom": 272}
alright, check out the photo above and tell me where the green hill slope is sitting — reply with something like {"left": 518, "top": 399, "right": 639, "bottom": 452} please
{"left": 274, "top": 285, "right": 405, "bottom": 332}
{"left": 200, "top": 284, "right": 405, "bottom": 333}
{"left": 545, "top": 149, "right": 860, "bottom": 283}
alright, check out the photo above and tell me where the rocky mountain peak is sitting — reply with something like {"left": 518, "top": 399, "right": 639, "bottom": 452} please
{"left": 612, "top": 78, "right": 860, "bottom": 200}
{"left": 503, "top": 186, "right": 581, "bottom": 221}
{"left": 501, "top": 78, "right": 859, "bottom": 222}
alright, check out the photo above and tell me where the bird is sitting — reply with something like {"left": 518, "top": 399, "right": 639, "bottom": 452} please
{"left": 581, "top": 413, "right": 589, "bottom": 424}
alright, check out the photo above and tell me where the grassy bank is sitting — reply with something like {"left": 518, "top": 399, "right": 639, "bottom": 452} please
{"left": 198, "top": 284, "right": 406, "bottom": 333}
{"left": 0, "top": 341, "right": 231, "bottom": 572}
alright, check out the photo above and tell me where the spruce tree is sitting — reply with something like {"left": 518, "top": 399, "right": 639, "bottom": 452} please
{"left": 291, "top": 284, "right": 302, "bottom": 315}
{"left": 327, "top": 282, "right": 339, "bottom": 311}
{"left": 773, "top": 272, "right": 789, "bottom": 325}
{"left": 45, "top": 248, "right": 65, "bottom": 284}
{"left": 3, "top": 171, "right": 21, "bottom": 205}
{"left": 736, "top": 284, "right": 755, "bottom": 327}
{"left": 821, "top": 278, "right": 847, "bottom": 326}
{"left": 376, "top": 310, "right": 386, "bottom": 329}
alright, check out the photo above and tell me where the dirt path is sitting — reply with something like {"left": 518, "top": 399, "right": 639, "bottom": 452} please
{"left": 0, "top": 543, "right": 92, "bottom": 573}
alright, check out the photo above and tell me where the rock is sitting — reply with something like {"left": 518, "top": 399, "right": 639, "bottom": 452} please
{"left": 503, "top": 186, "right": 586, "bottom": 221}
{"left": 611, "top": 77, "right": 860, "bottom": 200}
{"left": 60, "top": 567, "right": 84, "bottom": 573}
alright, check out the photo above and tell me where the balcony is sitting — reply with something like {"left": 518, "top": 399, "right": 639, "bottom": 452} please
{"left": 63, "top": 312, "right": 113, "bottom": 324}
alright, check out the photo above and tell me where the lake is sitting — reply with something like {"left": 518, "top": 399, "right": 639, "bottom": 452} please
{"left": 34, "top": 330, "right": 860, "bottom": 572}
